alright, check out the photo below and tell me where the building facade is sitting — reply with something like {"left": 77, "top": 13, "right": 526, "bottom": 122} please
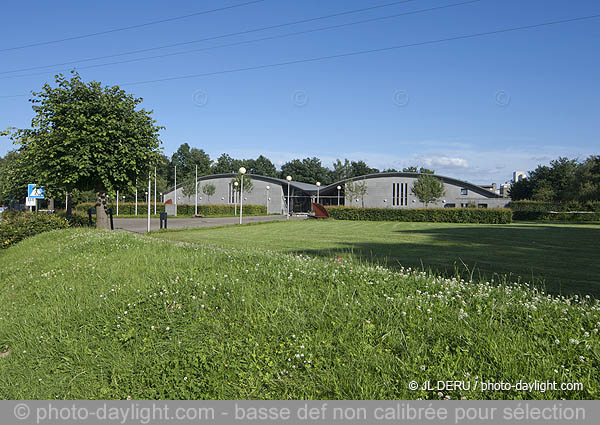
{"left": 318, "top": 173, "right": 508, "bottom": 209}
{"left": 163, "top": 173, "right": 317, "bottom": 215}
{"left": 162, "top": 172, "right": 509, "bottom": 214}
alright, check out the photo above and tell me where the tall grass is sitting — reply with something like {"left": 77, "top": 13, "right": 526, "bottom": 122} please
{"left": 0, "top": 229, "right": 598, "bottom": 399}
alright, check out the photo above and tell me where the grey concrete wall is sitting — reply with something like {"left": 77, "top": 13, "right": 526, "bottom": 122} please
{"left": 345, "top": 176, "right": 508, "bottom": 209}
{"left": 163, "top": 176, "right": 285, "bottom": 214}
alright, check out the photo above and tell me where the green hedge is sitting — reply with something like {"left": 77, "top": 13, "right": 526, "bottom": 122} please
{"left": 326, "top": 206, "right": 512, "bottom": 224}
{"left": 509, "top": 201, "right": 600, "bottom": 221}
{"left": 73, "top": 203, "right": 267, "bottom": 216}
{"left": 73, "top": 202, "right": 166, "bottom": 215}
{"left": 177, "top": 204, "right": 267, "bottom": 216}
{"left": 1, "top": 211, "right": 70, "bottom": 249}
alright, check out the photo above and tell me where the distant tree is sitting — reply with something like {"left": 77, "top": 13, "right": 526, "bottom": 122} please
{"left": 419, "top": 167, "right": 435, "bottom": 174}
{"left": 508, "top": 178, "right": 534, "bottom": 201}
{"left": 509, "top": 157, "right": 581, "bottom": 202}
{"left": 11, "top": 72, "right": 162, "bottom": 228}
{"left": 345, "top": 179, "right": 368, "bottom": 207}
{"left": 411, "top": 174, "right": 445, "bottom": 207}
{"left": 202, "top": 183, "right": 216, "bottom": 202}
{"left": 280, "top": 157, "right": 329, "bottom": 184}
{"left": 349, "top": 160, "right": 378, "bottom": 178}
{"left": 170, "top": 143, "right": 211, "bottom": 184}
{"left": 247, "top": 155, "right": 277, "bottom": 177}
{"left": 381, "top": 168, "right": 398, "bottom": 173}
{"left": 572, "top": 156, "right": 600, "bottom": 201}
{"left": 331, "top": 159, "right": 351, "bottom": 182}
{"left": 211, "top": 153, "right": 243, "bottom": 175}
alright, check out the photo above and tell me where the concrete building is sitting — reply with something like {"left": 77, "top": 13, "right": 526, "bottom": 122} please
{"left": 163, "top": 173, "right": 317, "bottom": 215}
{"left": 318, "top": 172, "right": 508, "bottom": 209}
{"left": 163, "top": 172, "right": 508, "bottom": 214}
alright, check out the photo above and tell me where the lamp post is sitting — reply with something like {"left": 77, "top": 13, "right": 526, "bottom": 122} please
{"left": 337, "top": 185, "right": 341, "bottom": 206}
{"left": 234, "top": 181, "right": 238, "bottom": 216}
{"left": 239, "top": 167, "right": 246, "bottom": 225}
{"left": 316, "top": 181, "right": 321, "bottom": 204}
{"left": 135, "top": 178, "right": 138, "bottom": 216}
{"left": 174, "top": 165, "right": 177, "bottom": 217}
{"left": 265, "top": 185, "right": 270, "bottom": 214}
{"left": 122, "top": 195, "right": 125, "bottom": 214}
{"left": 194, "top": 164, "right": 198, "bottom": 217}
{"left": 159, "top": 193, "right": 162, "bottom": 203}
{"left": 286, "top": 175, "right": 292, "bottom": 219}
{"left": 147, "top": 169, "right": 151, "bottom": 232}
{"left": 116, "top": 190, "right": 119, "bottom": 216}
{"left": 154, "top": 166, "right": 157, "bottom": 216}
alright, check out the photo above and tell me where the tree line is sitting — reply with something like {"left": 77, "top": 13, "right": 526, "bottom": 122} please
{"left": 510, "top": 156, "right": 600, "bottom": 202}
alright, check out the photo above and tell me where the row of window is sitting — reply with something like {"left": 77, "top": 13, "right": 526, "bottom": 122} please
{"left": 392, "top": 183, "right": 408, "bottom": 206}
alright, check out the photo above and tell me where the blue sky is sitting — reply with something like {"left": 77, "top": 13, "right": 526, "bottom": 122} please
{"left": 0, "top": 0, "right": 598, "bottom": 185}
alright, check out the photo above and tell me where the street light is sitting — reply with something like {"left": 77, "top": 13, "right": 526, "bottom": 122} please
{"left": 265, "top": 185, "right": 270, "bottom": 214}
{"left": 337, "top": 185, "right": 341, "bottom": 206}
{"left": 316, "top": 181, "right": 321, "bottom": 204}
{"left": 234, "top": 181, "right": 239, "bottom": 216}
{"left": 116, "top": 190, "right": 119, "bottom": 216}
{"left": 286, "top": 175, "right": 292, "bottom": 219}
{"left": 239, "top": 167, "right": 246, "bottom": 224}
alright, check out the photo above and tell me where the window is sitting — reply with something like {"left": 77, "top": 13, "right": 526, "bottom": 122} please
{"left": 392, "top": 183, "right": 408, "bottom": 206}
{"left": 460, "top": 188, "right": 468, "bottom": 195}
{"left": 444, "top": 203, "right": 456, "bottom": 208}
{"left": 478, "top": 203, "right": 488, "bottom": 209}
{"left": 228, "top": 183, "right": 238, "bottom": 204}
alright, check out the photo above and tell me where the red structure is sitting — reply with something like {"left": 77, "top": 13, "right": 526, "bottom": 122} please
{"left": 312, "top": 203, "right": 329, "bottom": 219}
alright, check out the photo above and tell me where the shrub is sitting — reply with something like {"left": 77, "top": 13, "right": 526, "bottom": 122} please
{"left": 509, "top": 201, "right": 600, "bottom": 221}
{"left": 326, "top": 206, "right": 512, "bottom": 224}
{"left": 73, "top": 202, "right": 267, "bottom": 216}
{"left": 0, "top": 211, "right": 70, "bottom": 249}
{"left": 57, "top": 211, "right": 95, "bottom": 227}
{"left": 186, "top": 204, "right": 266, "bottom": 216}
{"left": 73, "top": 202, "right": 165, "bottom": 215}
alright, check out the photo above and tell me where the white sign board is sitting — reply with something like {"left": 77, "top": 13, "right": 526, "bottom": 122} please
{"left": 25, "top": 197, "right": 37, "bottom": 206}
{"left": 28, "top": 184, "right": 45, "bottom": 199}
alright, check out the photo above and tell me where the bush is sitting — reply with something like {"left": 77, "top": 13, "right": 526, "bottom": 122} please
{"left": 0, "top": 211, "right": 70, "bottom": 249}
{"left": 57, "top": 211, "right": 95, "bottom": 227}
{"left": 509, "top": 201, "right": 600, "bottom": 221}
{"left": 73, "top": 202, "right": 165, "bottom": 215}
{"left": 73, "top": 202, "right": 267, "bottom": 216}
{"left": 182, "top": 204, "right": 266, "bottom": 216}
{"left": 326, "top": 206, "right": 512, "bottom": 224}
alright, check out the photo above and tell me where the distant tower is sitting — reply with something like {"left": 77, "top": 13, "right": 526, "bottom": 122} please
{"left": 513, "top": 171, "right": 526, "bottom": 183}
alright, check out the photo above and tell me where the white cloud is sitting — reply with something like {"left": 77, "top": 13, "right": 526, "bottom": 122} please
{"left": 419, "top": 156, "right": 469, "bottom": 169}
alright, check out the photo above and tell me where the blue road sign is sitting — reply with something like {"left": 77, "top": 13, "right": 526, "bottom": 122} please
{"left": 28, "top": 184, "right": 45, "bottom": 199}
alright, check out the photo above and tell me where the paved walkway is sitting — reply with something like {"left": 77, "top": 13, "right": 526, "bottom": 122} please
{"left": 113, "top": 215, "right": 305, "bottom": 233}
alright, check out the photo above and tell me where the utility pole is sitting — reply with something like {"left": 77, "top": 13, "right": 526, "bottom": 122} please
{"left": 195, "top": 164, "right": 198, "bottom": 216}
{"left": 147, "top": 169, "right": 151, "bottom": 232}
{"left": 174, "top": 165, "right": 177, "bottom": 216}
{"left": 154, "top": 166, "right": 157, "bottom": 215}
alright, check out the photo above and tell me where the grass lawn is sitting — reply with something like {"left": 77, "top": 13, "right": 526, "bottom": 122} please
{"left": 152, "top": 220, "right": 600, "bottom": 297}
{"left": 1, "top": 229, "right": 598, "bottom": 399}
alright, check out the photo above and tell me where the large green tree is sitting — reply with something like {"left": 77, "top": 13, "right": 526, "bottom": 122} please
{"left": 411, "top": 174, "right": 445, "bottom": 207}
{"left": 11, "top": 72, "right": 162, "bottom": 228}
{"left": 280, "top": 157, "right": 330, "bottom": 184}
{"left": 246, "top": 155, "right": 277, "bottom": 177}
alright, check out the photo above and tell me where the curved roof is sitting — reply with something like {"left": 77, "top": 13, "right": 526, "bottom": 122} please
{"left": 168, "top": 173, "right": 318, "bottom": 194}
{"left": 319, "top": 172, "right": 503, "bottom": 198}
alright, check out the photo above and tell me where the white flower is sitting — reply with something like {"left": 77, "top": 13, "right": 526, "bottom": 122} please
{"left": 166, "top": 327, "right": 170, "bottom": 331}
